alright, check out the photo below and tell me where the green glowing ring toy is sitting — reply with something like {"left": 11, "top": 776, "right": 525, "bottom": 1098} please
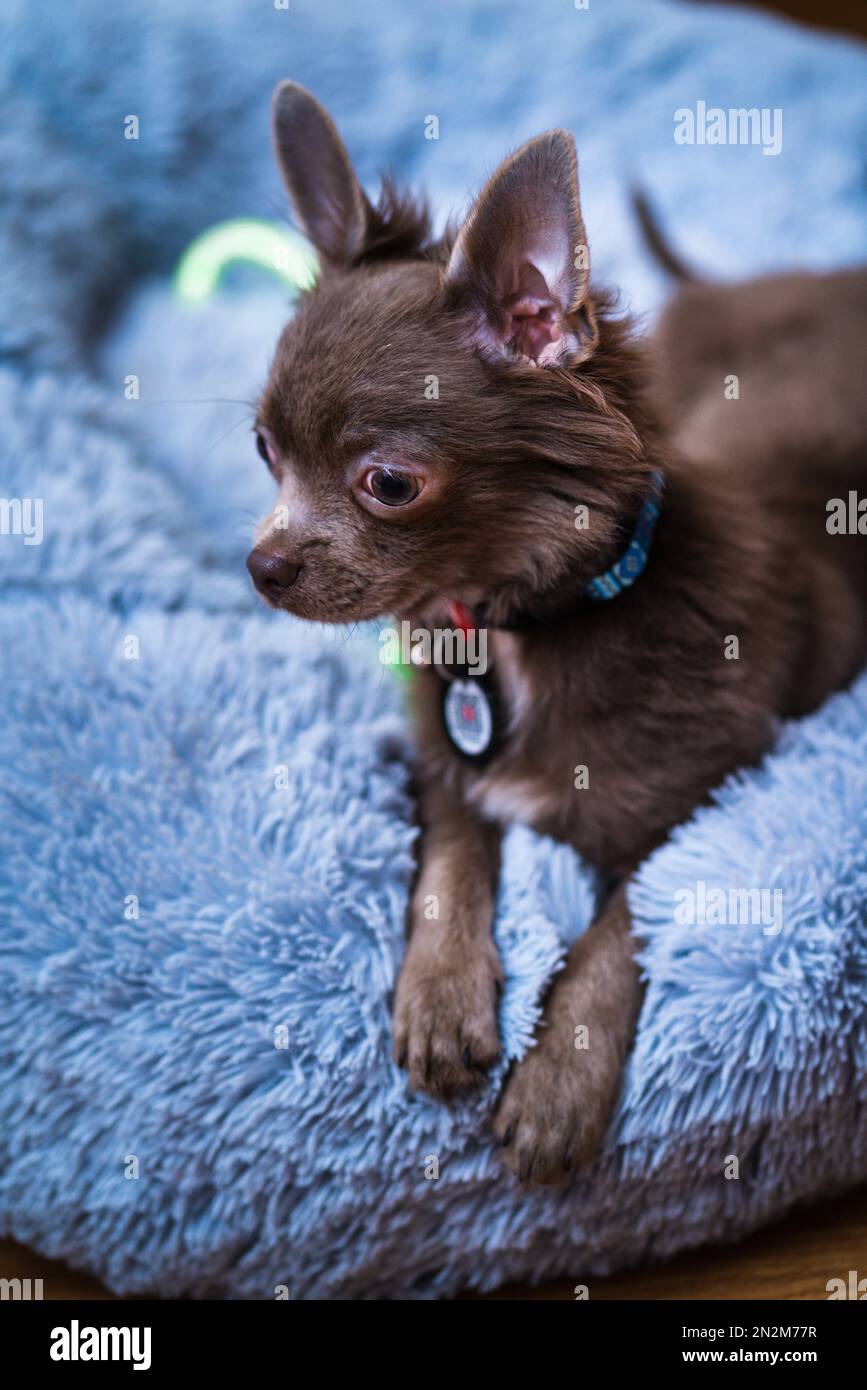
{"left": 173, "top": 218, "right": 319, "bottom": 302}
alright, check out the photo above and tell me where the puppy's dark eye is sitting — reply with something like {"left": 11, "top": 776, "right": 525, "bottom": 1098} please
{"left": 364, "top": 468, "right": 420, "bottom": 507}
{"left": 255, "top": 430, "right": 277, "bottom": 474}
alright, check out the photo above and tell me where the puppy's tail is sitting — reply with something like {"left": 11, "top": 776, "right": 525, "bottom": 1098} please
{"left": 631, "top": 187, "right": 700, "bottom": 283}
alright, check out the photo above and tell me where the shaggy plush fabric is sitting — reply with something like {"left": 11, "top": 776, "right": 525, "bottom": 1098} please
{"left": 1, "top": 0, "right": 867, "bottom": 1299}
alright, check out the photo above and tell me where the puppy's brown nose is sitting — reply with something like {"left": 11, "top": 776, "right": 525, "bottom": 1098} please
{"left": 246, "top": 548, "right": 301, "bottom": 599}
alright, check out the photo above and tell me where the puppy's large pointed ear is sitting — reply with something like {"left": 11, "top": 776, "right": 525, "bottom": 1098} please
{"left": 446, "top": 130, "right": 596, "bottom": 365}
{"left": 272, "top": 81, "right": 368, "bottom": 266}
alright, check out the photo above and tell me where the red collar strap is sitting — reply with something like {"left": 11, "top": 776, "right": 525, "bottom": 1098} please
{"left": 446, "top": 600, "right": 476, "bottom": 635}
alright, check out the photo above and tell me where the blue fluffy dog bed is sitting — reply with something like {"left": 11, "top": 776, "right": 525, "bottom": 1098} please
{"left": 2, "top": 0, "right": 867, "bottom": 1298}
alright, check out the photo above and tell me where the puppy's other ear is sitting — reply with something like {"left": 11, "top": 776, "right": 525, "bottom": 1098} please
{"left": 272, "top": 81, "right": 367, "bottom": 266}
{"left": 446, "top": 130, "right": 597, "bottom": 365}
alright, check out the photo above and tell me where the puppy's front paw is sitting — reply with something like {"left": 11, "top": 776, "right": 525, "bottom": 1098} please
{"left": 492, "top": 1000, "right": 623, "bottom": 1186}
{"left": 392, "top": 936, "right": 502, "bottom": 1100}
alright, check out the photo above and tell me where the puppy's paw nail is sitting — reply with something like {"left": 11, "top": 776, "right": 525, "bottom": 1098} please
{"left": 500, "top": 1123, "right": 513, "bottom": 1148}
{"left": 462, "top": 1045, "right": 472, "bottom": 1069}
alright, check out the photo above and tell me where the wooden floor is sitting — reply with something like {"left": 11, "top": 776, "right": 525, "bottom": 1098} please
{"left": 747, "top": 0, "right": 867, "bottom": 40}
{"left": 2, "top": 1185, "right": 865, "bottom": 1300}
{"left": 480, "top": 1187, "right": 867, "bottom": 1300}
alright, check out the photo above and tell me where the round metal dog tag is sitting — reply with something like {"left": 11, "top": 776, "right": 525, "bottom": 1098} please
{"left": 443, "top": 677, "right": 494, "bottom": 758}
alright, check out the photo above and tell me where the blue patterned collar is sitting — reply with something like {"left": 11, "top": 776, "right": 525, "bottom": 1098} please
{"left": 584, "top": 470, "right": 665, "bottom": 602}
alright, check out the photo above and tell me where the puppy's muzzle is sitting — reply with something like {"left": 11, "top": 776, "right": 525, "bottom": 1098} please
{"left": 246, "top": 547, "right": 301, "bottom": 602}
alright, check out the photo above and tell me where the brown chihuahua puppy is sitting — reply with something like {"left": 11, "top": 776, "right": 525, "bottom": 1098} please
{"left": 249, "top": 82, "right": 867, "bottom": 1184}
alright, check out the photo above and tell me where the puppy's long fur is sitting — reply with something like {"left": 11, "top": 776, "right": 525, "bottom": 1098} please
{"left": 249, "top": 83, "right": 867, "bottom": 1185}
